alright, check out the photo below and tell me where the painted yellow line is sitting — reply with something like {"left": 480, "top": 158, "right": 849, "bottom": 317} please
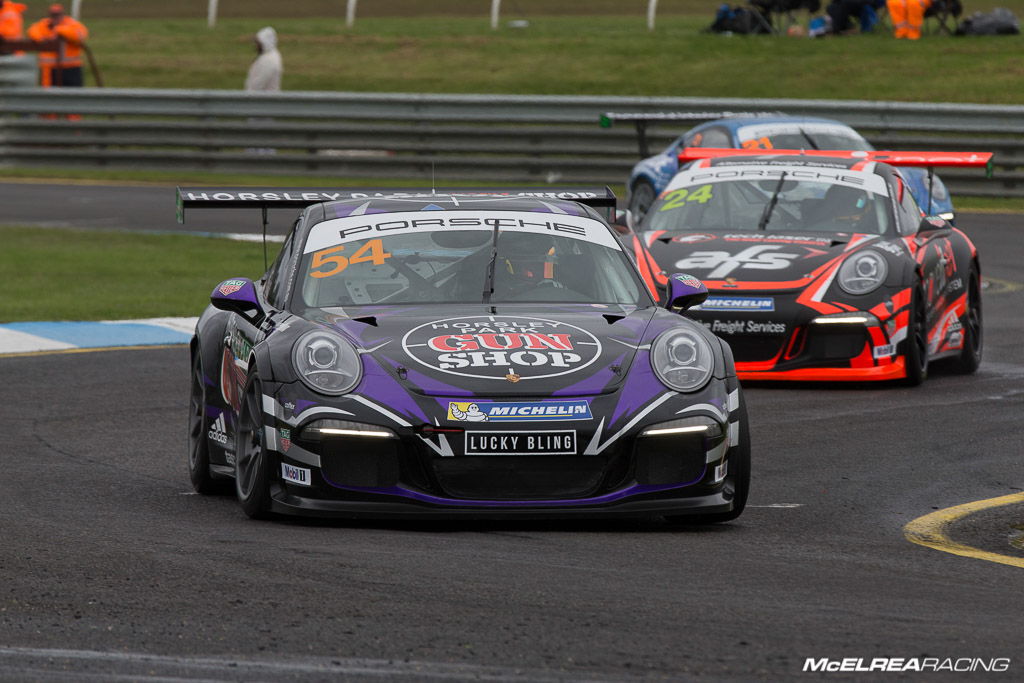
{"left": 904, "top": 492, "right": 1024, "bottom": 569}
{"left": 0, "top": 344, "right": 186, "bottom": 359}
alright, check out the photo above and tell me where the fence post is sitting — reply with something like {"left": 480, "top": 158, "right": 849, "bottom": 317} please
{"left": 491, "top": 0, "right": 501, "bottom": 30}
{"left": 71, "top": 0, "right": 83, "bottom": 19}
{"left": 647, "top": 0, "right": 659, "bottom": 30}
{"left": 207, "top": 0, "right": 218, "bottom": 28}
{"left": 346, "top": 0, "right": 357, "bottom": 28}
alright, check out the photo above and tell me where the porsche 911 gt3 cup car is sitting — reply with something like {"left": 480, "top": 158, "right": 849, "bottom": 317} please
{"left": 179, "top": 188, "right": 749, "bottom": 521}
{"left": 612, "top": 114, "right": 956, "bottom": 222}
{"left": 628, "top": 149, "right": 990, "bottom": 384}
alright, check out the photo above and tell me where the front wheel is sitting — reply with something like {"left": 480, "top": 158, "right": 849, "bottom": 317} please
{"left": 187, "top": 347, "right": 224, "bottom": 494}
{"left": 665, "top": 393, "right": 750, "bottom": 525}
{"left": 949, "top": 266, "right": 982, "bottom": 374}
{"left": 234, "top": 372, "right": 274, "bottom": 519}
{"left": 628, "top": 179, "right": 657, "bottom": 223}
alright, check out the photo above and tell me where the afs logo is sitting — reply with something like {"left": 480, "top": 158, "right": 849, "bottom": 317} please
{"left": 675, "top": 245, "right": 799, "bottom": 279}
{"left": 402, "top": 316, "right": 602, "bottom": 381}
{"left": 447, "top": 400, "right": 592, "bottom": 422}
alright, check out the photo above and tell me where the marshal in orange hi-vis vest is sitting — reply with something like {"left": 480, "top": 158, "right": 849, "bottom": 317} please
{"left": 26, "top": 6, "right": 88, "bottom": 87}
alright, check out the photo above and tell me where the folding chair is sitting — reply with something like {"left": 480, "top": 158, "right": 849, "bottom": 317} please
{"left": 925, "top": 0, "right": 961, "bottom": 34}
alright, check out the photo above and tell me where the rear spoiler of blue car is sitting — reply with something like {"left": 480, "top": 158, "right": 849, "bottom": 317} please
{"left": 176, "top": 186, "right": 618, "bottom": 224}
{"left": 600, "top": 111, "right": 781, "bottom": 157}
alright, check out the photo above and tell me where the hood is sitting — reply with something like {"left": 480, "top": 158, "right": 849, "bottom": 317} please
{"left": 309, "top": 304, "right": 659, "bottom": 398}
{"left": 642, "top": 230, "right": 876, "bottom": 290}
{"left": 255, "top": 26, "right": 277, "bottom": 52}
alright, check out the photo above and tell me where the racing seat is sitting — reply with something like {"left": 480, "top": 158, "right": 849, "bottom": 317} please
{"left": 801, "top": 185, "right": 879, "bottom": 233}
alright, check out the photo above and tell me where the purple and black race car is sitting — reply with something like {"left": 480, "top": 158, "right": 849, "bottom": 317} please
{"left": 178, "top": 188, "right": 749, "bottom": 522}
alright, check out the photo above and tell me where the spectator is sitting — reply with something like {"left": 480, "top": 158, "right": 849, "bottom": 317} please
{"left": 0, "top": 0, "right": 27, "bottom": 45}
{"left": 826, "top": 0, "right": 884, "bottom": 33}
{"left": 887, "top": 0, "right": 932, "bottom": 38}
{"left": 245, "top": 26, "right": 282, "bottom": 92}
{"left": 26, "top": 3, "right": 88, "bottom": 87}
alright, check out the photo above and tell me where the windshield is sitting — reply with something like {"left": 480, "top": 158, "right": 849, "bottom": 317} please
{"left": 735, "top": 122, "right": 873, "bottom": 152}
{"left": 294, "top": 210, "right": 649, "bottom": 310}
{"left": 643, "top": 166, "right": 893, "bottom": 235}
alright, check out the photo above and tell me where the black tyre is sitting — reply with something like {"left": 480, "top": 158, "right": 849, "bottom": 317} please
{"left": 903, "top": 283, "right": 929, "bottom": 386}
{"left": 666, "top": 393, "right": 751, "bottom": 525}
{"left": 187, "top": 347, "right": 224, "bottom": 494}
{"left": 628, "top": 179, "right": 657, "bottom": 223}
{"left": 234, "top": 373, "right": 274, "bottom": 519}
{"left": 949, "top": 266, "right": 983, "bottom": 374}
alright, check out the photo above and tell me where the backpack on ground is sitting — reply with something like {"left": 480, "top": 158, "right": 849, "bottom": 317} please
{"left": 955, "top": 7, "right": 1020, "bottom": 34}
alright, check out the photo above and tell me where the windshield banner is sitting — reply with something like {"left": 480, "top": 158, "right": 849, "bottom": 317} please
{"left": 672, "top": 165, "right": 890, "bottom": 196}
{"left": 303, "top": 211, "right": 623, "bottom": 254}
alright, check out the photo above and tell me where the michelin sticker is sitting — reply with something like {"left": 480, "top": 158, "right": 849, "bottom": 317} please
{"left": 448, "top": 400, "right": 592, "bottom": 422}
{"left": 402, "top": 316, "right": 602, "bottom": 381}
{"left": 697, "top": 296, "right": 775, "bottom": 312}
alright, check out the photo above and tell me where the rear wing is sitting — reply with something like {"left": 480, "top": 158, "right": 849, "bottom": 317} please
{"left": 676, "top": 148, "right": 994, "bottom": 175}
{"left": 176, "top": 186, "right": 618, "bottom": 224}
{"left": 599, "top": 111, "right": 780, "bottom": 157}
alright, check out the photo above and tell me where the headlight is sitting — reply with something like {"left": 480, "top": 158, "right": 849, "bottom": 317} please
{"left": 838, "top": 250, "right": 888, "bottom": 295}
{"left": 292, "top": 330, "right": 362, "bottom": 396}
{"left": 650, "top": 328, "right": 714, "bottom": 392}
{"left": 640, "top": 415, "right": 724, "bottom": 438}
{"left": 299, "top": 419, "right": 395, "bottom": 440}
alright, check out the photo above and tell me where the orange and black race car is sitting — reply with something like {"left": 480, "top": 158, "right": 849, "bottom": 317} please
{"left": 628, "top": 149, "right": 991, "bottom": 384}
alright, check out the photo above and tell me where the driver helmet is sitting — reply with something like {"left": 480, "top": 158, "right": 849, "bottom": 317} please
{"left": 823, "top": 184, "right": 869, "bottom": 225}
{"left": 498, "top": 232, "right": 557, "bottom": 285}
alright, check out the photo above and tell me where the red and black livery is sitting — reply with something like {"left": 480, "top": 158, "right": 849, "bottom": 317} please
{"left": 630, "top": 149, "right": 988, "bottom": 384}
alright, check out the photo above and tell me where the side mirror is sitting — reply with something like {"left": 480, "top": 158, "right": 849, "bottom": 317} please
{"left": 210, "top": 278, "right": 264, "bottom": 323}
{"left": 918, "top": 216, "right": 949, "bottom": 234}
{"left": 665, "top": 273, "right": 709, "bottom": 312}
{"left": 610, "top": 209, "right": 631, "bottom": 235}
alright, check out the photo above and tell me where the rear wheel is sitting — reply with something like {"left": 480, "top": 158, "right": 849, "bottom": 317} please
{"left": 235, "top": 373, "right": 274, "bottom": 519}
{"left": 665, "top": 393, "right": 750, "bottom": 525}
{"left": 628, "top": 179, "right": 657, "bottom": 223}
{"left": 949, "top": 266, "right": 983, "bottom": 374}
{"left": 187, "top": 347, "right": 223, "bottom": 494}
{"left": 902, "top": 283, "right": 929, "bottom": 386}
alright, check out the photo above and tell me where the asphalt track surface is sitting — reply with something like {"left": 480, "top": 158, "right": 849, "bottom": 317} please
{"left": 2, "top": 184, "right": 1023, "bottom": 681}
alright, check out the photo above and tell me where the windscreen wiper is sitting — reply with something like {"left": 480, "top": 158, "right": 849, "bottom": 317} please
{"left": 482, "top": 225, "right": 500, "bottom": 303}
{"left": 798, "top": 128, "right": 820, "bottom": 150}
{"left": 757, "top": 171, "right": 788, "bottom": 231}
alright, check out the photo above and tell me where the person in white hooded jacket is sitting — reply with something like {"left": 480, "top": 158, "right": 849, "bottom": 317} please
{"left": 245, "top": 26, "right": 282, "bottom": 92}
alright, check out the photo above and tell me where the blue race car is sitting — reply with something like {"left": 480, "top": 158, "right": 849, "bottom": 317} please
{"left": 622, "top": 115, "right": 954, "bottom": 223}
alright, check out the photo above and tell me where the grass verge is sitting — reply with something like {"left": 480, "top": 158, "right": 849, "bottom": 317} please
{"left": 2, "top": 12, "right": 1018, "bottom": 102}
{"left": 0, "top": 226, "right": 274, "bottom": 322}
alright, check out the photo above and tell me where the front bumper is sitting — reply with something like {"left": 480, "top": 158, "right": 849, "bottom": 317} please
{"left": 691, "top": 289, "right": 911, "bottom": 382}
{"left": 261, "top": 389, "right": 743, "bottom": 519}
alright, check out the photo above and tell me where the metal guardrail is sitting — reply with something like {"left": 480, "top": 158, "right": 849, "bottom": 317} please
{"left": 0, "top": 87, "right": 1021, "bottom": 196}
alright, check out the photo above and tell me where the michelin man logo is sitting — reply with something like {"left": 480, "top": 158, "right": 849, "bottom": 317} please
{"left": 450, "top": 402, "right": 489, "bottom": 422}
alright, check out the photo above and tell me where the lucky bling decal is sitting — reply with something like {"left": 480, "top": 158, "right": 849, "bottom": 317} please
{"left": 402, "top": 316, "right": 602, "bottom": 381}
